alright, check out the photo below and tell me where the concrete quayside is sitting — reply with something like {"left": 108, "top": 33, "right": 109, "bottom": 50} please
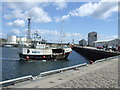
{"left": 1, "top": 46, "right": 120, "bottom": 88}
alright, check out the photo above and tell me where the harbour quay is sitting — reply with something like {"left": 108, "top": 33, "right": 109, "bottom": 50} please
{"left": 1, "top": 55, "right": 120, "bottom": 88}
{"left": 72, "top": 45, "right": 120, "bottom": 62}
{"left": 1, "top": 1, "right": 120, "bottom": 89}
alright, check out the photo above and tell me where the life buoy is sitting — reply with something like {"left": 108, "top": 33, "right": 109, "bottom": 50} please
{"left": 26, "top": 56, "right": 30, "bottom": 59}
{"left": 43, "top": 56, "right": 46, "bottom": 59}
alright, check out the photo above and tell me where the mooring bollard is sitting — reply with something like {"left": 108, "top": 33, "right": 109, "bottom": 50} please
{"left": 90, "top": 60, "right": 94, "bottom": 64}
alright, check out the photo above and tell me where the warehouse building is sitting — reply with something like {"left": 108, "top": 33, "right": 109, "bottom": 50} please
{"left": 93, "top": 38, "right": 120, "bottom": 48}
{"left": 79, "top": 39, "right": 86, "bottom": 46}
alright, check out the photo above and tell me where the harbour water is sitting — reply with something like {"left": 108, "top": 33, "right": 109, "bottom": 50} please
{"left": 1, "top": 47, "right": 89, "bottom": 81}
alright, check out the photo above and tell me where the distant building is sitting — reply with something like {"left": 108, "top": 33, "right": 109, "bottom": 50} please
{"left": 79, "top": 39, "right": 86, "bottom": 46}
{"left": 7, "top": 34, "right": 27, "bottom": 44}
{"left": 17, "top": 36, "right": 27, "bottom": 44}
{"left": 94, "top": 38, "right": 120, "bottom": 48}
{"left": 7, "top": 35, "right": 17, "bottom": 44}
{"left": 88, "top": 32, "right": 97, "bottom": 47}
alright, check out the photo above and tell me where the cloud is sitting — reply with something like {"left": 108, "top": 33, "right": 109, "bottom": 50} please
{"left": 54, "top": 16, "right": 61, "bottom": 22}
{"left": 6, "top": 27, "right": 83, "bottom": 43}
{"left": 54, "top": 15, "right": 70, "bottom": 22}
{"left": 69, "top": 2, "right": 97, "bottom": 17}
{"left": 4, "top": 9, "right": 25, "bottom": 19}
{"left": 10, "top": 29, "right": 20, "bottom": 35}
{"left": 91, "top": 1, "right": 118, "bottom": 19}
{"left": 26, "top": 7, "right": 52, "bottom": 23}
{"left": 69, "top": 0, "right": 118, "bottom": 19}
{"left": 3, "top": 2, "right": 52, "bottom": 23}
{"left": 54, "top": 0, "right": 118, "bottom": 23}
{"left": 7, "top": 22, "right": 13, "bottom": 26}
{"left": 31, "top": 28, "right": 83, "bottom": 43}
{"left": 31, "top": 29, "right": 60, "bottom": 37}
{"left": 61, "top": 15, "right": 70, "bottom": 20}
{"left": 3, "top": 1, "right": 67, "bottom": 24}
{"left": 3, "top": 2, "right": 44, "bottom": 10}
{"left": 98, "top": 34, "right": 118, "bottom": 40}
{"left": 54, "top": 0, "right": 67, "bottom": 10}
{"left": 7, "top": 19, "right": 25, "bottom": 27}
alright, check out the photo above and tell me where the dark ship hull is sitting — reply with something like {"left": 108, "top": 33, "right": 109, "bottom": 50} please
{"left": 19, "top": 52, "right": 71, "bottom": 60}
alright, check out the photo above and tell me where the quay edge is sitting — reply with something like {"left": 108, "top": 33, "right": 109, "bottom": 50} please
{"left": 72, "top": 45, "right": 120, "bottom": 61}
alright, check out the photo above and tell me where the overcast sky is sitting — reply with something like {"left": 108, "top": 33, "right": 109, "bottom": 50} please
{"left": 1, "top": 0, "right": 118, "bottom": 43}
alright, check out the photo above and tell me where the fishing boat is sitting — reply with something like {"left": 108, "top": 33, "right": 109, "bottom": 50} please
{"left": 18, "top": 18, "right": 72, "bottom": 60}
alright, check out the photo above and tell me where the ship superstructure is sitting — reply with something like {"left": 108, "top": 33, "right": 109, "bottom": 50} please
{"left": 18, "top": 18, "right": 72, "bottom": 60}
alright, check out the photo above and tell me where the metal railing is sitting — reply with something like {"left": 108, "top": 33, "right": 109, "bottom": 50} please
{"left": 95, "top": 55, "right": 119, "bottom": 63}
{"left": 0, "top": 63, "right": 87, "bottom": 86}
{"left": 39, "top": 63, "right": 87, "bottom": 77}
{"left": 0, "top": 75, "right": 34, "bottom": 86}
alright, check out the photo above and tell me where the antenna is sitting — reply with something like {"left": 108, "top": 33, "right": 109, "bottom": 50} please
{"left": 72, "top": 39, "right": 74, "bottom": 44}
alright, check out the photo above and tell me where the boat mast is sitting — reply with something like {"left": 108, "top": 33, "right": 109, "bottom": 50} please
{"left": 60, "top": 20, "right": 64, "bottom": 47}
{"left": 27, "top": 17, "right": 31, "bottom": 42}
